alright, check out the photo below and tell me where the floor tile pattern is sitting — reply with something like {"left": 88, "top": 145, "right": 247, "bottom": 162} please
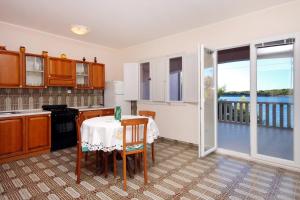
{"left": 1, "top": 139, "right": 300, "bottom": 200}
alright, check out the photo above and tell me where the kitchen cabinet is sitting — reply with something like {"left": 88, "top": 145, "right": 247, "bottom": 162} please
{"left": 76, "top": 61, "right": 90, "bottom": 88}
{"left": 47, "top": 57, "right": 75, "bottom": 87}
{"left": 91, "top": 63, "right": 105, "bottom": 89}
{"left": 0, "top": 50, "right": 22, "bottom": 88}
{"left": 23, "top": 52, "right": 47, "bottom": 88}
{"left": 123, "top": 63, "right": 139, "bottom": 100}
{"left": 0, "top": 117, "right": 25, "bottom": 159}
{"left": 0, "top": 114, "right": 51, "bottom": 163}
{"left": 79, "top": 108, "right": 114, "bottom": 121}
{"left": 27, "top": 115, "right": 51, "bottom": 152}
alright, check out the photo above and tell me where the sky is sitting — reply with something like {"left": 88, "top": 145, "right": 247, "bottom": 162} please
{"left": 217, "top": 58, "right": 293, "bottom": 92}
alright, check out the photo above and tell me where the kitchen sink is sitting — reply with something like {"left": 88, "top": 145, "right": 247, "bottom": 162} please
{"left": 0, "top": 111, "right": 22, "bottom": 115}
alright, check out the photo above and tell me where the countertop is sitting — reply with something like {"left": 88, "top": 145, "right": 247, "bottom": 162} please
{"left": 0, "top": 106, "right": 114, "bottom": 118}
{"left": 0, "top": 109, "right": 51, "bottom": 119}
{"left": 72, "top": 106, "right": 114, "bottom": 112}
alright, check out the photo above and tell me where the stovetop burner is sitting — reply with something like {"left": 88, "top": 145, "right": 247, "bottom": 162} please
{"left": 42, "top": 104, "right": 78, "bottom": 114}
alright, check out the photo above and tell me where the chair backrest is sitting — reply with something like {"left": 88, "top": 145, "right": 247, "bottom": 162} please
{"left": 121, "top": 118, "right": 148, "bottom": 150}
{"left": 138, "top": 110, "right": 156, "bottom": 120}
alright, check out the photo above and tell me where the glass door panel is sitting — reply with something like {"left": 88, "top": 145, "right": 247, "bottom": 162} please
{"left": 217, "top": 46, "right": 250, "bottom": 154}
{"left": 76, "top": 62, "right": 89, "bottom": 87}
{"left": 200, "top": 45, "right": 217, "bottom": 157}
{"left": 256, "top": 42, "right": 294, "bottom": 160}
{"left": 25, "top": 55, "right": 44, "bottom": 87}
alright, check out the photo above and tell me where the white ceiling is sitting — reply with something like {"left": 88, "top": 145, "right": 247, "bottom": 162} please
{"left": 0, "top": 0, "right": 293, "bottom": 49}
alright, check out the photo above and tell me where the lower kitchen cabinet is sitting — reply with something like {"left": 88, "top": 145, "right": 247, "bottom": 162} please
{"left": 79, "top": 108, "right": 114, "bottom": 121}
{"left": 27, "top": 115, "right": 51, "bottom": 152}
{"left": 0, "top": 117, "right": 25, "bottom": 159}
{"left": 0, "top": 114, "right": 51, "bottom": 163}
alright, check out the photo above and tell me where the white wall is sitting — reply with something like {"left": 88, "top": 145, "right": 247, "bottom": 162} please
{"left": 0, "top": 21, "right": 122, "bottom": 81}
{"left": 1, "top": 1, "right": 300, "bottom": 144}
{"left": 120, "top": 0, "right": 300, "bottom": 144}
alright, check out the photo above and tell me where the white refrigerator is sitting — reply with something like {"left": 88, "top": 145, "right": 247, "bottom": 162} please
{"left": 104, "top": 81, "right": 131, "bottom": 115}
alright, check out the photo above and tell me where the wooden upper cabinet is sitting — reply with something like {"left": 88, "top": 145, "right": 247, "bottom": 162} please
{"left": 22, "top": 51, "right": 47, "bottom": 88}
{"left": 27, "top": 114, "right": 51, "bottom": 152}
{"left": 91, "top": 63, "right": 105, "bottom": 89}
{"left": 47, "top": 57, "right": 75, "bottom": 87}
{"left": 0, "top": 50, "right": 22, "bottom": 88}
{"left": 0, "top": 117, "right": 25, "bottom": 159}
{"left": 75, "top": 61, "right": 90, "bottom": 88}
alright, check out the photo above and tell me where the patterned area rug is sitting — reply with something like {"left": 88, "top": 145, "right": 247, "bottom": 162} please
{"left": 1, "top": 138, "right": 300, "bottom": 200}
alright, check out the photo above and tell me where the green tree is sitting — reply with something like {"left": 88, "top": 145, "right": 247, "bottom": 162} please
{"left": 218, "top": 85, "right": 226, "bottom": 98}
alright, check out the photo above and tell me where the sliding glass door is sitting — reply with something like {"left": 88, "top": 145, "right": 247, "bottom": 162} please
{"left": 199, "top": 36, "right": 300, "bottom": 166}
{"left": 255, "top": 40, "right": 295, "bottom": 161}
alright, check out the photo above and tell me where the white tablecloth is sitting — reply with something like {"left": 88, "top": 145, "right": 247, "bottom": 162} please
{"left": 81, "top": 115, "right": 159, "bottom": 151}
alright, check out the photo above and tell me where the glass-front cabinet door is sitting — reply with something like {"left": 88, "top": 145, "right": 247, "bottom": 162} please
{"left": 25, "top": 54, "right": 45, "bottom": 87}
{"left": 76, "top": 62, "right": 90, "bottom": 88}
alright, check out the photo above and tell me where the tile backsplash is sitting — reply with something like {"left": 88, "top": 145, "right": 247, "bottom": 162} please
{"left": 0, "top": 88, "right": 104, "bottom": 111}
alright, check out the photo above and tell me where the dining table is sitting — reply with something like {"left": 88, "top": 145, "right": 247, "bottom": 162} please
{"left": 80, "top": 115, "right": 159, "bottom": 153}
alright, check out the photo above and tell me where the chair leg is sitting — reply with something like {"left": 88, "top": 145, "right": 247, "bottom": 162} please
{"left": 134, "top": 154, "right": 138, "bottom": 174}
{"left": 113, "top": 150, "right": 117, "bottom": 178}
{"left": 96, "top": 151, "right": 99, "bottom": 168}
{"left": 143, "top": 152, "right": 148, "bottom": 185}
{"left": 76, "top": 151, "right": 81, "bottom": 184}
{"left": 123, "top": 154, "right": 127, "bottom": 191}
{"left": 138, "top": 153, "right": 142, "bottom": 172}
{"left": 151, "top": 142, "right": 155, "bottom": 165}
{"left": 85, "top": 152, "right": 88, "bottom": 161}
{"left": 104, "top": 152, "right": 108, "bottom": 178}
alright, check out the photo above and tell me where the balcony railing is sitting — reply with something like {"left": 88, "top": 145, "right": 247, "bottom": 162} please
{"left": 218, "top": 100, "right": 293, "bottom": 129}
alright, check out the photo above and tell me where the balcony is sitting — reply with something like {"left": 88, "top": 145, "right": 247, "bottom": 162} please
{"left": 217, "top": 100, "right": 293, "bottom": 160}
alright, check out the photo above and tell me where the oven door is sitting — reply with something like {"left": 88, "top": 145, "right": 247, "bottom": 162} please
{"left": 51, "top": 112, "right": 77, "bottom": 151}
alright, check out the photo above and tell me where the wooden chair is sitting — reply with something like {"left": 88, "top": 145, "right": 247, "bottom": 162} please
{"left": 138, "top": 110, "right": 156, "bottom": 164}
{"left": 113, "top": 118, "right": 149, "bottom": 191}
{"left": 75, "top": 116, "right": 85, "bottom": 184}
{"left": 75, "top": 115, "right": 105, "bottom": 183}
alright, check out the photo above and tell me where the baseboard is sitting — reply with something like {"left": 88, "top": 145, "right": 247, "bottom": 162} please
{"left": 157, "top": 136, "right": 198, "bottom": 147}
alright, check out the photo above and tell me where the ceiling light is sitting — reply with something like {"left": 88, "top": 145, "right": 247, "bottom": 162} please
{"left": 71, "top": 25, "right": 89, "bottom": 35}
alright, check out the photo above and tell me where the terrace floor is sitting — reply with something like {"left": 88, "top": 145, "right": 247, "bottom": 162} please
{"left": 218, "top": 122, "right": 293, "bottom": 160}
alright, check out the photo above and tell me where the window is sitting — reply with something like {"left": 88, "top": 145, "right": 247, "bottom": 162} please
{"left": 169, "top": 57, "right": 182, "bottom": 101}
{"left": 140, "top": 62, "right": 150, "bottom": 100}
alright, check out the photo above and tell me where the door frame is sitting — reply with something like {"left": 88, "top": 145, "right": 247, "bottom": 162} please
{"left": 213, "top": 33, "right": 300, "bottom": 169}
{"left": 250, "top": 33, "right": 300, "bottom": 167}
{"left": 198, "top": 44, "right": 218, "bottom": 157}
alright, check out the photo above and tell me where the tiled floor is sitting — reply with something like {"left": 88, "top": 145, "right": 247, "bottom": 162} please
{"left": 1, "top": 139, "right": 300, "bottom": 200}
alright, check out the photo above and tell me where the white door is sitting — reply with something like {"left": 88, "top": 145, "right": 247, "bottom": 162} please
{"left": 199, "top": 45, "right": 218, "bottom": 157}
